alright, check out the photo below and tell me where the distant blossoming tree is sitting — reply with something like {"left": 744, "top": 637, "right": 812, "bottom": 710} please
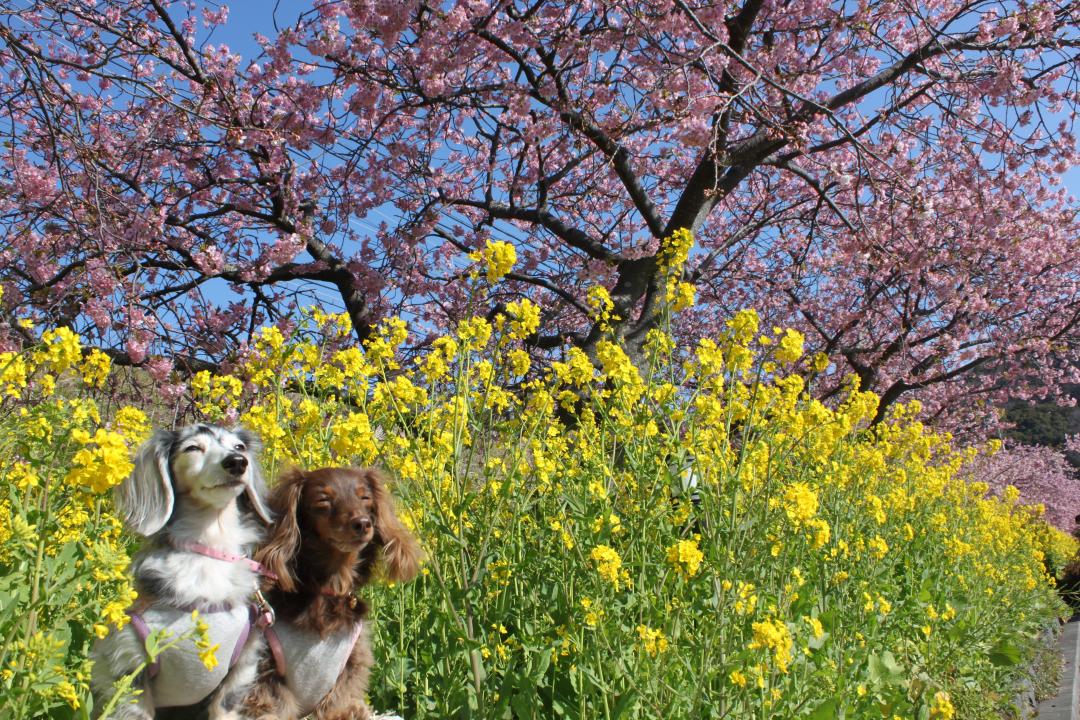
{"left": 964, "top": 443, "right": 1080, "bottom": 532}
{"left": 0, "top": 0, "right": 1077, "bottom": 428}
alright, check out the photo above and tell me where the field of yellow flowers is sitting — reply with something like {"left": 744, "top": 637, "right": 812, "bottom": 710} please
{"left": 0, "top": 240, "right": 1076, "bottom": 718}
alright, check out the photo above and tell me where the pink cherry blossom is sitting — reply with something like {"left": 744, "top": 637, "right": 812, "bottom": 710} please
{"left": 0, "top": 0, "right": 1074, "bottom": 433}
{"left": 965, "top": 443, "right": 1080, "bottom": 533}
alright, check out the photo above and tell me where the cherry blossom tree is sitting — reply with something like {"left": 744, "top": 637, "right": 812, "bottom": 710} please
{"left": 964, "top": 442, "right": 1080, "bottom": 532}
{"left": 0, "top": 0, "right": 1076, "bottom": 427}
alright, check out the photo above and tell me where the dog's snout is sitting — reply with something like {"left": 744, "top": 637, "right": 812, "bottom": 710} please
{"left": 221, "top": 453, "right": 248, "bottom": 476}
{"left": 351, "top": 516, "right": 373, "bottom": 535}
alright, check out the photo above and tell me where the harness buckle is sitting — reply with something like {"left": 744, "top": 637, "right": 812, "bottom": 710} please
{"left": 253, "top": 588, "right": 276, "bottom": 628}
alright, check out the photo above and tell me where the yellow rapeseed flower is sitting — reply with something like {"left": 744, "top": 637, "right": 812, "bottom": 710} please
{"left": 112, "top": 406, "right": 150, "bottom": 444}
{"left": 457, "top": 317, "right": 493, "bottom": 351}
{"left": 804, "top": 616, "right": 825, "bottom": 639}
{"left": 783, "top": 482, "right": 818, "bottom": 525}
{"left": 80, "top": 348, "right": 112, "bottom": 388}
{"left": 53, "top": 680, "right": 80, "bottom": 709}
{"left": 192, "top": 611, "right": 220, "bottom": 671}
{"left": 470, "top": 239, "right": 517, "bottom": 281}
{"left": 657, "top": 228, "right": 694, "bottom": 274}
{"left": 580, "top": 598, "right": 604, "bottom": 627}
{"left": 636, "top": 625, "right": 669, "bottom": 657}
{"left": 774, "top": 328, "right": 804, "bottom": 363}
{"left": 666, "top": 538, "right": 704, "bottom": 578}
{"left": 0, "top": 351, "right": 29, "bottom": 398}
{"left": 726, "top": 309, "right": 760, "bottom": 345}
{"left": 507, "top": 348, "right": 530, "bottom": 376}
{"left": 550, "top": 347, "right": 595, "bottom": 387}
{"left": 330, "top": 412, "right": 379, "bottom": 464}
{"left": 929, "top": 691, "right": 955, "bottom": 719}
{"left": 669, "top": 281, "right": 696, "bottom": 311}
{"left": 64, "top": 430, "right": 134, "bottom": 493}
{"left": 38, "top": 327, "right": 82, "bottom": 373}
{"left": 868, "top": 535, "right": 889, "bottom": 559}
{"left": 748, "top": 618, "right": 793, "bottom": 673}
{"left": 589, "top": 545, "right": 626, "bottom": 590}
{"left": 807, "top": 518, "right": 829, "bottom": 546}
{"left": 504, "top": 298, "right": 541, "bottom": 340}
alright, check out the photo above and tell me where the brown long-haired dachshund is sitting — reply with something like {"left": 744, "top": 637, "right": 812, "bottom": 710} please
{"left": 218, "top": 467, "right": 422, "bottom": 720}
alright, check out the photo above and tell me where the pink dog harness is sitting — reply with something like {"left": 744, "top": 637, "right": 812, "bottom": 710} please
{"left": 262, "top": 618, "right": 365, "bottom": 716}
{"left": 125, "top": 602, "right": 253, "bottom": 707}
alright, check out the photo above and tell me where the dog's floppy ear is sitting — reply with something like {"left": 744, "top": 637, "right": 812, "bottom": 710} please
{"left": 368, "top": 468, "right": 423, "bottom": 583}
{"left": 115, "top": 429, "right": 177, "bottom": 536}
{"left": 235, "top": 427, "right": 273, "bottom": 525}
{"left": 255, "top": 468, "right": 306, "bottom": 592}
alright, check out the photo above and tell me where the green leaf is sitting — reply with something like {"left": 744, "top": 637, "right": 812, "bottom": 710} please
{"left": 806, "top": 698, "right": 840, "bottom": 719}
{"left": 868, "top": 651, "right": 904, "bottom": 687}
{"left": 510, "top": 691, "right": 536, "bottom": 720}
{"left": 610, "top": 689, "right": 639, "bottom": 720}
{"left": 989, "top": 638, "right": 1023, "bottom": 666}
{"left": 528, "top": 648, "right": 553, "bottom": 683}
{"left": 881, "top": 650, "right": 903, "bottom": 678}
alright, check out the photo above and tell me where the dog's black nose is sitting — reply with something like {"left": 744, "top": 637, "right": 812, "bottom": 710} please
{"left": 352, "top": 516, "right": 372, "bottom": 535}
{"left": 222, "top": 453, "right": 248, "bottom": 476}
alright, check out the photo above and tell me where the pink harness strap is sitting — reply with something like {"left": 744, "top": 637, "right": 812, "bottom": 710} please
{"left": 263, "top": 623, "right": 288, "bottom": 678}
{"left": 230, "top": 608, "right": 254, "bottom": 668}
{"left": 127, "top": 611, "right": 161, "bottom": 679}
{"left": 167, "top": 538, "right": 277, "bottom": 579}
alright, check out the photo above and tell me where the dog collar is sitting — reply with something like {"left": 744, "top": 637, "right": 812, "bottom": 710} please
{"left": 167, "top": 538, "right": 278, "bottom": 580}
{"left": 320, "top": 587, "right": 360, "bottom": 609}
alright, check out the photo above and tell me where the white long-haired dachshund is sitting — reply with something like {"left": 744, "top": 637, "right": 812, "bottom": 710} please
{"left": 91, "top": 424, "right": 274, "bottom": 719}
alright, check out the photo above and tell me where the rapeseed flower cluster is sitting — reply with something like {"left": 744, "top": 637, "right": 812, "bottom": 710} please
{"left": 666, "top": 538, "right": 704, "bottom": 578}
{"left": 636, "top": 624, "right": 669, "bottom": 657}
{"left": 782, "top": 482, "right": 818, "bottom": 525}
{"left": 657, "top": 227, "right": 696, "bottom": 311}
{"left": 192, "top": 611, "right": 220, "bottom": 672}
{"left": 589, "top": 545, "right": 629, "bottom": 589}
{"left": 469, "top": 239, "right": 517, "bottom": 282}
{"left": 162, "top": 266, "right": 1068, "bottom": 719}
{"left": 0, "top": 333, "right": 145, "bottom": 715}
{"left": 65, "top": 429, "right": 134, "bottom": 493}
{"left": 748, "top": 617, "right": 794, "bottom": 673}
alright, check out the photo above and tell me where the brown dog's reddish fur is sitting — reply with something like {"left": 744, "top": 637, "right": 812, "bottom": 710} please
{"left": 241, "top": 467, "right": 422, "bottom": 720}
